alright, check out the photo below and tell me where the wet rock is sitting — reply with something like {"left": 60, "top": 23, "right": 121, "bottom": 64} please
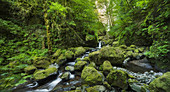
{"left": 74, "top": 61, "right": 87, "bottom": 71}
{"left": 128, "top": 79, "right": 144, "bottom": 92}
{"left": 65, "top": 66, "right": 74, "bottom": 72}
{"left": 81, "top": 67, "right": 103, "bottom": 85}
{"left": 24, "top": 65, "right": 37, "bottom": 74}
{"left": 61, "top": 72, "right": 70, "bottom": 81}
{"left": 33, "top": 67, "right": 58, "bottom": 80}
{"left": 65, "top": 50, "right": 74, "bottom": 59}
{"left": 124, "top": 58, "right": 153, "bottom": 73}
{"left": 74, "top": 47, "right": 86, "bottom": 57}
{"left": 106, "top": 70, "right": 128, "bottom": 89}
{"left": 86, "top": 85, "right": 106, "bottom": 92}
{"left": 33, "top": 57, "right": 50, "bottom": 69}
{"left": 149, "top": 72, "right": 170, "bottom": 92}
{"left": 103, "top": 60, "right": 113, "bottom": 76}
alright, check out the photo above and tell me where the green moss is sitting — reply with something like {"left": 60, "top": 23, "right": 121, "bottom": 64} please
{"left": 88, "top": 62, "right": 96, "bottom": 68}
{"left": 127, "top": 47, "right": 135, "bottom": 51}
{"left": 149, "top": 72, "right": 170, "bottom": 92}
{"left": 76, "top": 58, "right": 82, "bottom": 61}
{"left": 56, "top": 54, "right": 67, "bottom": 65}
{"left": 103, "top": 81, "right": 111, "bottom": 90}
{"left": 65, "top": 50, "right": 74, "bottom": 59}
{"left": 33, "top": 57, "right": 50, "bottom": 69}
{"left": 125, "top": 51, "right": 133, "bottom": 57}
{"left": 106, "top": 70, "right": 128, "bottom": 89}
{"left": 86, "top": 85, "right": 106, "bottom": 92}
{"left": 24, "top": 65, "right": 37, "bottom": 74}
{"left": 120, "top": 45, "right": 127, "bottom": 49}
{"left": 33, "top": 67, "right": 57, "bottom": 80}
{"left": 74, "top": 47, "right": 86, "bottom": 57}
{"left": 82, "top": 57, "right": 89, "bottom": 61}
{"left": 89, "top": 51, "right": 100, "bottom": 64}
{"left": 103, "top": 61, "right": 113, "bottom": 75}
{"left": 81, "top": 67, "right": 103, "bottom": 85}
{"left": 112, "top": 41, "right": 119, "bottom": 47}
{"left": 53, "top": 49, "right": 62, "bottom": 58}
{"left": 74, "top": 61, "right": 87, "bottom": 70}
{"left": 130, "top": 45, "right": 136, "bottom": 48}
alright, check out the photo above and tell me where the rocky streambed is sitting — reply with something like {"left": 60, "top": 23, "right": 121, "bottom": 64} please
{"left": 13, "top": 42, "right": 170, "bottom": 92}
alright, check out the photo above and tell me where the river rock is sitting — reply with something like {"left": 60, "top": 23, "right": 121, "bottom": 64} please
{"left": 24, "top": 65, "right": 37, "bottom": 74}
{"left": 81, "top": 67, "right": 103, "bottom": 85}
{"left": 61, "top": 72, "right": 70, "bottom": 81}
{"left": 65, "top": 66, "right": 74, "bottom": 72}
{"left": 106, "top": 70, "right": 128, "bottom": 89}
{"left": 103, "top": 60, "right": 113, "bottom": 76}
{"left": 149, "top": 72, "right": 170, "bottom": 92}
{"left": 89, "top": 46, "right": 125, "bottom": 65}
{"left": 33, "top": 57, "right": 50, "bottom": 69}
{"left": 74, "top": 47, "right": 86, "bottom": 57}
{"left": 65, "top": 50, "right": 74, "bottom": 59}
{"left": 74, "top": 61, "right": 87, "bottom": 71}
{"left": 86, "top": 85, "right": 106, "bottom": 92}
{"left": 124, "top": 58, "right": 153, "bottom": 73}
{"left": 33, "top": 66, "right": 58, "bottom": 80}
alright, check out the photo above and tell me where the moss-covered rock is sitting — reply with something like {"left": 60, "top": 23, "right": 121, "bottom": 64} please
{"left": 33, "top": 57, "right": 50, "bottom": 69}
{"left": 120, "top": 45, "right": 127, "bottom": 49}
{"left": 130, "top": 45, "right": 136, "bottom": 48}
{"left": 65, "top": 66, "right": 74, "bottom": 72}
{"left": 112, "top": 41, "right": 119, "bottom": 47}
{"left": 24, "top": 65, "right": 37, "bottom": 74}
{"left": 82, "top": 57, "right": 89, "bottom": 61}
{"left": 88, "top": 62, "right": 96, "bottom": 68}
{"left": 106, "top": 70, "right": 128, "bottom": 89}
{"left": 149, "top": 72, "right": 170, "bottom": 92}
{"left": 74, "top": 47, "right": 86, "bottom": 57}
{"left": 74, "top": 61, "right": 87, "bottom": 71}
{"left": 86, "top": 85, "right": 106, "bottom": 92}
{"left": 33, "top": 67, "right": 58, "bottom": 80}
{"left": 103, "top": 61, "right": 113, "bottom": 76}
{"left": 76, "top": 58, "right": 82, "bottom": 61}
{"left": 81, "top": 67, "right": 103, "bottom": 85}
{"left": 85, "top": 34, "right": 98, "bottom": 47}
{"left": 61, "top": 72, "right": 70, "bottom": 80}
{"left": 65, "top": 50, "right": 74, "bottom": 59}
{"left": 56, "top": 54, "right": 67, "bottom": 65}
{"left": 88, "top": 51, "right": 100, "bottom": 63}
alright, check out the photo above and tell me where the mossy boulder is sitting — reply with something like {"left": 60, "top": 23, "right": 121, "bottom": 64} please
{"left": 65, "top": 66, "right": 74, "bottom": 72}
{"left": 74, "top": 47, "right": 86, "bottom": 57}
{"left": 82, "top": 57, "right": 89, "bottom": 61}
{"left": 81, "top": 67, "right": 103, "bottom": 85}
{"left": 85, "top": 34, "right": 98, "bottom": 47}
{"left": 112, "top": 41, "right": 119, "bottom": 47}
{"left": 33, "top": 67, "right": 58, "bottom": 80}
{"left": 33, "top": 57, "right": 50, "bottom": 69}
{"left": 24, "top": 65, "right": 37, "bottom": 74}
{"left": 106, "top": 70, "right": 128, "bottom": 89}
{"left": 149, "top": 72, "right": 170, "bottom": 92}
{"left": 86, "top": 85, "right": 106, "bottom": 92}
{"left": 88, "top": 62, "right": 96, "bottom": 68}
{"left": 56, "top": 54, "right": 67, "bottom": 65}
{"left": 89, "top": 46, "right": 125, "bottom": 65}
{"left": 103, "top": 81, "right": 111, "bottom": 90}
{"left": 65, "top": 50, "right": 74, "bottom": 59}
{"left": 74, "top": 61, "right": 87, "bottom": 71}
{"left": 103, "top": 61, "right": 113, "bottom": 76}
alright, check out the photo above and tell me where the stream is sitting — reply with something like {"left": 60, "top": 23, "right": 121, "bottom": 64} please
{"left": 13, "top": 41, "right": 164, "bottom": 92}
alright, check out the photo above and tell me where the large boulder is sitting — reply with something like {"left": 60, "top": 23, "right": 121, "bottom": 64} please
{"left": 81, "top": 67, "right": 103, "bottom": 85}
{"left": 124, "top": 58, "right": 153, "bottom": 73}
{"left": 74, "top": 61, "right": 87, "bottom": 71}
{"left": 60, "top": 72, "right": 70, "bottom": 81}
{"left": 65, "top": 66, "right": 74, "bottom": 72}
{"left": 103, "top": 61, "right": 113, "bottom": 76}
{"left": 33, "top": 66, "right": 58, "bottom": 80}
{"left": 89, "top": 46, "right": 125, "bottom": 65}
{"left": 74, "top": 47, "right": 86, "bottom": 57}
{"left": 33, "top": 57, "right": 50, "bottom": 69}
{"left": 106, "top": 70, "right": 128, "bottom": 89}
{"left": 149, "top": 72, "right": 170, "bottom": 92}
{"left": 24, "top": 65, "right": 37, "bottom": 74}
